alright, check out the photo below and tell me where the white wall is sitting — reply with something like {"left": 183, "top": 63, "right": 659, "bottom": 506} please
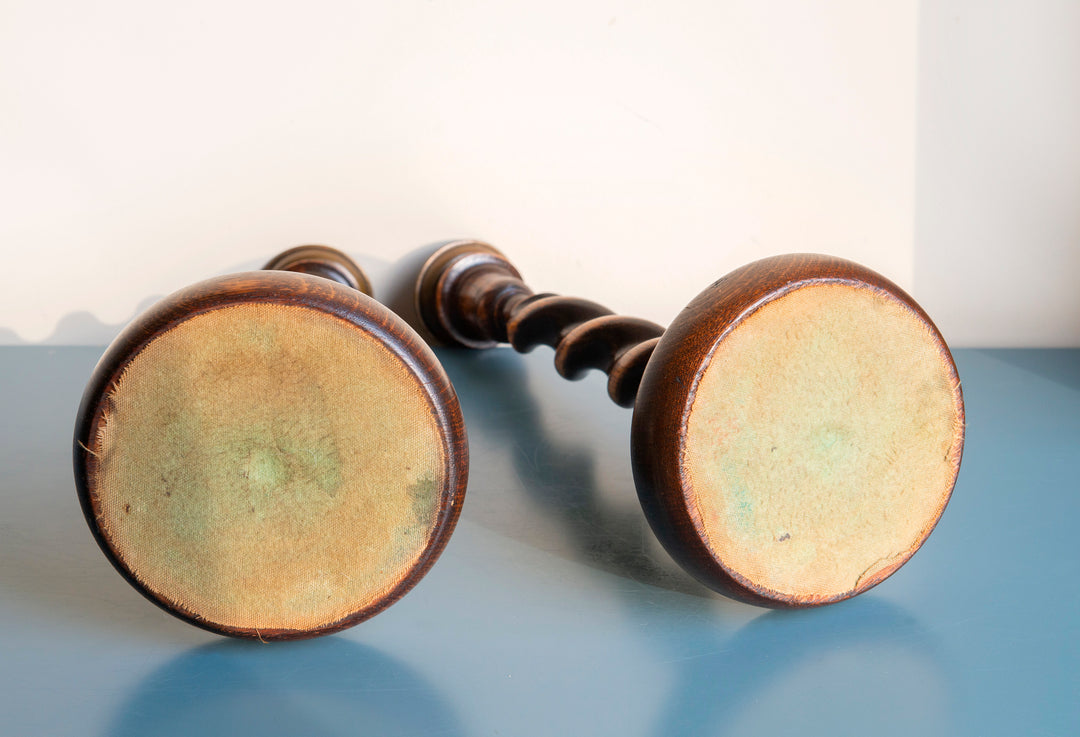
{"left": 914, "top": 0, "right": 1080, "bottom": 347}
{"left": 0, "top": 1, "right": 1074, "bottom": 347}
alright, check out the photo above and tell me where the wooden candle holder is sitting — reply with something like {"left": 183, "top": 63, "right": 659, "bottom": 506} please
{"left": 417, "top": 241, "right": 964, "bottom": 607}
{"left": 74, "top": 246, "right": 467, "bottom": 639}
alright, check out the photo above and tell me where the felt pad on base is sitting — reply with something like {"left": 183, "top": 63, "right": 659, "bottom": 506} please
{"left": 682, "top": 283, "right": 963, "bottom": 603}
{"left": 88, "top": 303, "right": 445, "bottom": 634}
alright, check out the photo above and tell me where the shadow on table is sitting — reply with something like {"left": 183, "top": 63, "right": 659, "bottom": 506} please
{"left": 0, "top": 344, "right": 204, "bottom": 644}
{"left": 437, "top": 347, "right": 957, "bottom": 735}
{"left": 436, "top": 347, "right": 719, "bottom": 601}
{"left": 106, "top": 637, "right": 464, "bottom": 737}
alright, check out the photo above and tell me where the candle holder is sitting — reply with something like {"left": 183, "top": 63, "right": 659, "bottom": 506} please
{"left": 417, "top": 241, "right": 963, "bottom": 607}
{"left": 75, "top": 246, "right": 467, "bottom": 639}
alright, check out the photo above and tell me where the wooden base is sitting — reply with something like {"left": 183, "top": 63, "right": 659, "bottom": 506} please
{"left": 75, "top": 269, "right": 467, "bottom": 639}
{"left": 416, "top": 245, "right": 964, "bottom": 607}
{"left": 264, "top": 244, "right": 373, "bottom": 295}
{"left": 632, "top": 254, "right": 964, "bottom": 606}
{"left": 682, "top": 282, "right": 960, "bottom": 603}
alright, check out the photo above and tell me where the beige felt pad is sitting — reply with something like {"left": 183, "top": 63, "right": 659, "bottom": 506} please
{"left": 90, "top": 303, "right": 445, "bottom": 633}
{"left": 683, "top": 283, "right": 962, "bottom": 602}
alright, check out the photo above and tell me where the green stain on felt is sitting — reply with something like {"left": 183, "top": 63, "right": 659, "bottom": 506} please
{"left": 152, "top": 408, "right": 344, "bottom": 543}
{"left": 408, "top": 474, "right": 438, "bottom": 525}
{"left": 234, "top": 428, "right": 344, "bottom": 521}
{"left": 808, "top": 423, "right": 856, "bottom": 484}
{"left": 722, "top": 461, "right": 755, "bottom": 535}
{"left": 242, "top": 446, "right": 292, "bottom": 491}
{"left": 816, "top": 427, "right": 842, "bottom": 451}
{"left": 96, "top": 301, "right": 453, "bottom": 630}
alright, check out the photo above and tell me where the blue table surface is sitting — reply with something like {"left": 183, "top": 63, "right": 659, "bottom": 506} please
{"left": 0, "top": 346, "right": 1077, "bottom": 736}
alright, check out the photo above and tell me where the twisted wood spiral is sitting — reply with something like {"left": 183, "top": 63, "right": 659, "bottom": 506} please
{"left": 416, "top": 241, "right": 664, "bottom": 407}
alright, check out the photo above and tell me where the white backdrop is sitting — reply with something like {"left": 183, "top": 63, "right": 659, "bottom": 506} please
{"left": 1, "top": 1, "right": 1076, "bottom": 347}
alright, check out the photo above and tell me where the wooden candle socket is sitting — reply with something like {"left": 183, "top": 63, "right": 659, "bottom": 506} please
{"left": 75, "top": 246, "right": 467, "bottom": 639}
{"left": 417, "top": 241, "right": 964, "bottom": 607}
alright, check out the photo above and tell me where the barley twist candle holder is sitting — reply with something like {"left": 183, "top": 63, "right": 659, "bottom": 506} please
{"left": 417, "top": 241, "right": 964, "bottom": 607}
{"left": 75, "top": 246, "right": 467, "bottom": 639}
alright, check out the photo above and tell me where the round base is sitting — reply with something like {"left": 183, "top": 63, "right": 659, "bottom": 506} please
{"left": 415, "top": 241, "right": 521, "bottom": 349}
{"left": 75, "top": 272, "right": 466, "bottom": 638}
{"left": 632, "top": 255, "right": 964, "bottom": 606}
{"left": 264, "top": 245, "right": 372, "bottom": 295}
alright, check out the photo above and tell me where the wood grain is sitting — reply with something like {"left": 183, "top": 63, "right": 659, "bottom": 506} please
{"left": 416, "top": 241, "right": 663, "bottom": 407}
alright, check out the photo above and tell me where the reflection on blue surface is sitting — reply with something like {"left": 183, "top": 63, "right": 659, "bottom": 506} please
{"left": 436, "top": 346, "right": 1080, "bottom": 735}
{"left": 107, "top": 638, "right": 462, "bottom": 737}
{"left": 1, "top": 347, "right": 1077, "bottom": 736}
{"left": 440, "top": 347, "right": 960, "bottom": 733}
{"left": 650, "top": 597, "right": 950, "bottom": 736}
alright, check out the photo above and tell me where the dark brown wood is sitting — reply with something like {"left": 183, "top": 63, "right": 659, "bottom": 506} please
{"left": 416, "top": 241, "right": 965, "bottom": 607}
{"left": 74, "top": 250, "right": 467, "bottom": 640}
{"left": 263, "top": 244, "right": 373, "bottom": 294}
{"left": 416, "top": 241, "right": 664, "bottom": 407}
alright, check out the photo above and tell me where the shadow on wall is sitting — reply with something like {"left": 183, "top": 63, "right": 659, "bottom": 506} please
{"left": 0, "top": 242, "right": 458, "bottom": 345}
{"left": 373, "top": 240, "right": 457, "bottom": 337}
{"left": 0, "top": 298, "right": 164, "bottom": 346}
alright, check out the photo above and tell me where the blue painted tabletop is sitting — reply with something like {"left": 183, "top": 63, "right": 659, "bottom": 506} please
{"left": 1, "top": 346, "right": 1076, "bottom": 736}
